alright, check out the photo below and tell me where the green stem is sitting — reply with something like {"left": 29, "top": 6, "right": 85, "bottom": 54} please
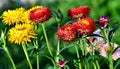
{"left": 2, "top": 45, "right": 16, "bottom": 69}
{"left": 35, "top": 25, "right": 39, "bottom": 69}
{"left": 22, "top": 44, "right": 33, "bottom": 69}
{"left": 79, "top": 39, "right": 84, "bottom": 55}
{"left": 74, "top": 44, "right": 81, "bottom": 69}
{"left": 95, "top": 60, "right": 100, "bottom": 69}
{"left": 103, "top": 29, "right": 110, "bottom": 46}
{"left": 2, "top": 37, "right": 16, "bottom": 69}
{"left": 35, "top": 40, "right": 39, "bottom": 69}
{"left": 56, "top": 40, "right": 60, "bottom": 63}
{"left": 108, "top": 54, "right": 113, "bottom": 69}
{"left": 41, "top": 23, "right": 53, "bottom": 57}
{"left": 92, "top": 61, "right": 97, "bottom": 69}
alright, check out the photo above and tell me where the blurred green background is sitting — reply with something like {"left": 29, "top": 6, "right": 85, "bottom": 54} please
{"left": 0, "top": 0, "right": 120, "bottom": 69}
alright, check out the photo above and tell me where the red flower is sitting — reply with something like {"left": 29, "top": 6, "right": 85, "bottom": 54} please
{"left": 73, "top": 18, "right": 96, "bottom": 35}
{"left": 57, "top": 24, "right": 77, "bottom": 42}
{"left": 68, "top": 6, "right": 90, "bottom": 19}
{"left": 29, "top": 6, "right": 52, "bottom": 23}
{"left": 58, "top": 60, "right": 67, "bottom": 67}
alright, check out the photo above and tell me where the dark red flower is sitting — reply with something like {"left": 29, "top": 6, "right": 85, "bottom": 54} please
{"left": 73, "top": 18, "right": 96, "bottom": 35}
{"left": 68, "top": 6, "right": 90, "bottom": 19}
{"left": 57, "top": 24, "right": 77, "bottom": 42}
{"left": 29, "top": 6, "right": 52, "bottom": 23}
{"left": 99, "top": 16, "right": 110, "bottom": 28}
{"left": 58, "top": 60, "right": 67, "bottom": 67}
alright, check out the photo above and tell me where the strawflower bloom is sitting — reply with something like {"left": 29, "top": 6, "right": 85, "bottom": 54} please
{"left": 2, "top": 7, "right": 25, "bottom": 25}
{"left": 8, "top": 24, "right": 36, "bottom": 44}
{"left": 58, "top": 60, "right": 67, "bottom": 67}
{"left": 100, "top": 43, "right": 120, "bottom": 60}
{"left": 57, "top": 24, "right": 77, "bottom": 42}
{"left": 22, "top": 10, "right": 35, "bottom": 24}
{"left": 73, "top": 18, "right": 96, "bottom": 35}
{"left": 29, "top": 6, "right": 52, "bottom": 23}
{"left": 68, "top": 6, "right": 90, "bottom": 19}
{"left": 99, "top": 16, "right": 110, "bottom": 28}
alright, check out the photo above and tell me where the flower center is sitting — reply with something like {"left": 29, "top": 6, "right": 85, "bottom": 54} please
{"left": 17, "top": 27, "right": 26, "bottom": 30}
{"left": 65, "top": 27, "right": 72, "bottom": 31}
{"left": 34, "top": 9, "right": 43, "bottom": 14}
{"left": 81, "top": 20, "right": 90, "bottom": 25}
{"left": 105, "top": 46, "right": 110, "bottom": 52}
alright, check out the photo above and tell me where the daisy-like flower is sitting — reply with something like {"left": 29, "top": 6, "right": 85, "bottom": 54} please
{"left": 58, "top": 60, "right": 67, "bottom": 67}
{"left": 29, "top": 6, "right": 52, "bottom": 23}
{"left": 22, "top": 10, "right": 35, "bottom": 24}
{"left": 2, "top": 7, "right": 25, "bottom": 25}
{"left": 100, "top": 43, "right": 120, "bottom": 60}
{"left": 57, "top": 24, "right": 77, "bottom": 42}
{"left": 8, "top": 24, "right": 36, "bottom": 44}
{"left": 73, "top": 17, "right": 96, "bottom": 35}
{"left": 68, "top": 6, "right": 90, "bottom": 19}
{"left": 99, "top": 16, "right": 110, "bottom": 28}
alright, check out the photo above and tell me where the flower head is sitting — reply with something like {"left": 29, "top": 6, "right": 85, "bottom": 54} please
{"left": 58, "top": 60, "right": 67, "bottom": 67}
{"left": 68, "top": 6, "right": 90, "bottom": 19}
{"left": 29, "top": 6, "right": 52, "bottom": 23}
{"left": 8, "top": 24, "right": 36, "bottom": 44}
{"left": 22, "top": 10, "right": 35, "bottom": 24}
{"left": 100, "top": 43, "right": 120, "bottom": 60}
{"left": 99, "top": 16, "right": 110, "bottom": 28}
{"left": 57, "top": 24, "right": 77, "bottom": 42}
{"left": 2, "top": 7, "right": 25, "bottom": 25}
{"left": 73, "top": 18, "right": 96, "bottom": 35}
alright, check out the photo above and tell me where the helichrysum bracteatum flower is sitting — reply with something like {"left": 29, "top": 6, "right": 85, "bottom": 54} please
{"left": 8, "top": 24, "right": 36, "bottom": 44}
{"left": 57, "top": 24, "right": 77, "bottom": 42}
{"left": 100, "top": 43, "right": 120, "bottom": 61}
{"left": 68, "top": 6, "right": 90, "bottom": 19}
{"left": 73, "top": 17, "right": 96, "bottom": 35}
{"left": 22, "top": 10, "right": 35, "bottom": 24}
{"left": 99, "top": 16, "right": 110, "bottom": 28}
{"left": 2, "top": 7, "right": 25, "bottom": 25}
{"left": 29, "top": 6, "right": 52, "bottom": 23}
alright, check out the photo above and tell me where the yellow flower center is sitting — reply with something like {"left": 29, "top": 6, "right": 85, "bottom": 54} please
{"left": 34, "top": 10, "right": 43, "bottom": 14}
{"left": 105, "top": 46, "right": 110, "bottom": 52}
{"left": 81, "top": 20, "right": 90, "bottom": 25}
{"left": 66, "top": 27, "right": 72, "bottom": 31}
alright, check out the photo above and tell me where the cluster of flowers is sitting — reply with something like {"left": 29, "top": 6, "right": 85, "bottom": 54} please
{"left": 57, "top": 6, "right": 120, "bottom": 62}
{"left": 1, "top": 5, "right": 120, "bottom": 68}
{"left": 2, "top": 6, "right": 52, "bottom": 44}
{"left": 57, "top": 6, "right": 96, "bottom": 42}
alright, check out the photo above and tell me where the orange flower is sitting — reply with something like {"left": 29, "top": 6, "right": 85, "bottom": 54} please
{"left": 29, "top": 6, "right": 52, "bottom": 23}
{"left": 57, "top": 24, "right": 77, "bottom": 42}
{"left": 73, "top": 18, "right": 96, "bottom": 35}
{"left": 68, "top": 6, "right": 90, "bottom": 19}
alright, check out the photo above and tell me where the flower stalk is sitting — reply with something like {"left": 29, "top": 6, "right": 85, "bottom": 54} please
{"left": 1, "top": 31, "right": 16, "bottom": 69}
{"left": 22, "top": 43, "right": 33, "bottom": 69}
{"left": 74, "top": 42, "right": 81, "bottom": 69}
{"left": 34, "top": 25, "right": 39, "bottom": 69}
{"left": 41, "top": 23, "right": 53, "bottom": 57}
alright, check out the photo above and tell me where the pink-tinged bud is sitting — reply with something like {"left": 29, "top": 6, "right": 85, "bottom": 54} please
{"left": 58, "top": 60, "right": 67, "bottom": 67}
{"left": 99, "top": 16, "right": 110, "bottom": 28}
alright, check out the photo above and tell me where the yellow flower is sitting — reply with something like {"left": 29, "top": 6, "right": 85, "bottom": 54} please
{"left": 22, "top": 10, "right": 35, "bottom": 24}
{"left": 8, "top": 24, "right": 36, "bottom": 44}
{"left": 2, "top": 7, "right": 25, "bottom": 25}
